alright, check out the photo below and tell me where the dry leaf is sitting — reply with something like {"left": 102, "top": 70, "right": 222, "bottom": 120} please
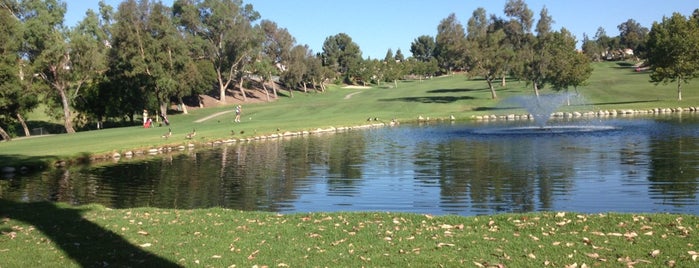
{"left": 528, "top": 253, "right": 536, "bottom": 259}
{"left": 139, "top": 243, "right": 152, "bottom": 248}
{"left": 137, "top": 230, "right": 149, "bottom": 236}
{"left": 247, "top": 249, "right": 260, "bottom": 260}
{"left": 650, "top": 249, "right": 660, "bottom": 257}
{"left": 436, "top": 242, "right": 455, "bottom": 248}
{"left": 585, "top": 252, "right": 599, "bottom": 259}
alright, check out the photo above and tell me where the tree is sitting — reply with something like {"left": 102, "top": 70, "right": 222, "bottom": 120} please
{"left": 18, "top": 0, "right": 85, "bottom": 133}
{"left": 518, "top": 6, "right": 554, "bottom": 96}
{"left": 434, "top": 13, "right": 466, "bottom": 73}
{"left": 281, "top": 44, "right": 311, "bottom": 96}
{"left": 321, "top": 33, "right": 362, "bottom": 82}
{"left": 617, "top": 19, "right": 649, "bottom": 58}
{"left": 0, "top": 1, "right": 28, "bottom": 140}
{"left": 68, "top": 6, "right": 111, "bottom": 129}
{"left": 547, "top": 28, "right": 593, "bottom": 98}
{"left": 174, "top": 0, "right": 260, "bottom": 103}
{"left": 465, "top": 7, "right": 509, "bottom": 99}
{"left": 259, "top": 19, "right": 295, "bottom": 98}
{"left": 581, "top": 33, "right": 603, "bottom": 61}
{"left": 502, "top": 0, "right": 534, "bottom": 86}
{"left": 409, "top": 35, "right": 435, "bottom": 62}
{"left": 394, "top": 48, "right": 405, "bottom": 62}
{"left": 646, "top": 12, "right": 699, "bottom": 101}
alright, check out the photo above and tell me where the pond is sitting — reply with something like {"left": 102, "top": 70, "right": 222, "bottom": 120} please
{"left": 2, "top": 115, "right": 699, "bottom": 216}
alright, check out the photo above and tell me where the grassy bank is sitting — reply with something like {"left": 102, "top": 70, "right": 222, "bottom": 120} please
{"left": 1, "top": 61, "right": 698, "bottom": 166}
{"left": 1, "top": 201, "right": 697, "bottom": 267}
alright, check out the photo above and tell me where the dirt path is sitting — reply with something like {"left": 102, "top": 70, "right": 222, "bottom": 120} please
{"left": 194, "top": 110, "right": 233, "bottom": 123}
{"left": 344, "top": 91, "right": 363, "bottom": 100}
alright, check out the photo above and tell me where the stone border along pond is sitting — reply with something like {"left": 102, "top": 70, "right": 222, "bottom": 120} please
{"left": 2, "top": 106, "right": 699, "bottom": 175}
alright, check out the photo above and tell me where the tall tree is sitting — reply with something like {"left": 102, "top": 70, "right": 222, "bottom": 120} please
{"left": 581, "top": 32, "right": 603, "bottom": 61}
{"left": 547, "top": 28, "right": 593, "bottom": 98}
{"left": 617, "top": 19, "right": 649, "bottom": 58}
{"left": 259, "top": 19, "right": 295, "bottom": 97}
{"left": 409, "top": 35, "right": 435, "bottom": 62}
{"left": 394, "top": 48, "right": 405, "bottom": 62}
{"left": 465, "top": 7, "right": 509, "bottom": 99}
{"left": 646, "top": 12, "right": 699, "bottom": 101}
{"left": 174, "top": 0, "right": 260, "bottom": 103}
{"left": 0, "top": 1, "right": 30, "bottom": 140}
{"left": 321, "top": 33, "right": 362, "bottom": 82}
{"left": 68, "top": 5, "right": 111, "bottom": 129}
{"left": 521, "top": 6, "right": 555, "bottom": 96}
{"left": 502, "top": 0, "right": 534, "bottom": 86}
{"left": 434, "top": 13, "right": 466, "bottom": 73}
{"left": 19, "top": 0, "right": 83, "bottom": 133}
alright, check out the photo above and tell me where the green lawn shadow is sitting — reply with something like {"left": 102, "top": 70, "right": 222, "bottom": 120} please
{"left": 379, "top": 96, "right": 476, "bottom": 103}
{"left": 0, "top": 200, "right": 181, "bottom": 267}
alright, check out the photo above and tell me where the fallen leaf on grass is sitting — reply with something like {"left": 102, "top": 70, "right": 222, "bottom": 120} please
{"left": 137, "top": 230, "right": 149, "bottom": 236}
{"left": 688, "top": 251, "right": 698, "bottom": 261}
{"left": 139, "top": 243, "right": 152, "bottom": 248}
{"left": 248, "top": 249, "right": 260, "bottom": 260}
{"left": 436, "top": 242, "right": 455, "bottom": 248}
{"left": 650, "top": 249, "right": 660, "bottom": 258}
{"left": 585, "top": 253, "right": 599, "bottom": 259}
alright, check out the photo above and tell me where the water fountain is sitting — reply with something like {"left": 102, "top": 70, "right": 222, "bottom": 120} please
{"left": 474, "top": 93, "right": 617, "bottom": 135}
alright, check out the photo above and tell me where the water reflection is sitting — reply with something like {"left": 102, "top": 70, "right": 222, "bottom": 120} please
{"left": 2, "top": 117, "right": 699, "bottom": 216}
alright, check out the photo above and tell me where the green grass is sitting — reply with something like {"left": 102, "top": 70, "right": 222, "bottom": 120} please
{"left": 1, "top": 201, "right": 697, "bottom": 267}
{"left": 1, "top": 61, "right": 698, "bottom": 167}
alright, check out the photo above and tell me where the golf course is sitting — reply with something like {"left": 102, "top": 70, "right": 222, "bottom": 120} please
{"left": 2, "top": 61, "right": 698, "bottom": 167}
{"left": 2, "top": 61, "right": 699, "bottom": 267}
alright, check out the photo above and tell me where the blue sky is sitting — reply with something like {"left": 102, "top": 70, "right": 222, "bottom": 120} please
{"left": 64, "top": 0, "right": 697, "bottom": 59}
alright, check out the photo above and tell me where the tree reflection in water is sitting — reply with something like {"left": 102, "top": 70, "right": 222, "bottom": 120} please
{"left": 2, "top": 118, "right": 699, "bottom": 215}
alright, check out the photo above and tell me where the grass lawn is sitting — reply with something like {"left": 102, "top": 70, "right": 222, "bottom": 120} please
{"left": 1, "top": 201, "right": 698, "bottom": 267}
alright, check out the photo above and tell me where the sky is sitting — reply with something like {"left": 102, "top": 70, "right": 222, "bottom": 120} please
{"left": 64, "top": 0, "right": 697, "bottom": 59}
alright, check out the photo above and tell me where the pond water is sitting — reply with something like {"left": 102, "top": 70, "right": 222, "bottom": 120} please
{"left": 2, "top": 116, "right": 699, "bottom": 216}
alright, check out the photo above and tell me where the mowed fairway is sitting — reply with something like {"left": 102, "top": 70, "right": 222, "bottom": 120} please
{"left": 1, "top": 61, "right": 698, "bottom": 165}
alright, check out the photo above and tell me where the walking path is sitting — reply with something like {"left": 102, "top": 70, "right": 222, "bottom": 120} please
{"left": 344, "top": 91, "right": 362, "bottom": 100}
{"left": 194, "top": 110, "right": 232, "bottom": 123}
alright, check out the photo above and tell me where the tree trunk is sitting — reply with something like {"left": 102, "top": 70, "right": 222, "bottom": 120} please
{"left": 0, "top": 126, "right": 11, "bottom": 141}
{"left": 533, "top": 82, "right": 540, "bottom": 98}
{"left": 57, "top": 86, "right": 76, "bottom": 133}
{"left": 178, "top": 96, "right": 189, "bottom": 114}
{"left": 16, "top": 113, "right": 30, "bottom": 137}
{"left": 262, "top": 82, "right": 270, "bottom": 102}
{"left": 393, "top": 79, "right": 398, "bottom": 88}
{"left": 217, "top": 70, "right": 227, "bottom": 103}
{"left": 272, "top": 82, "right": 278, "bottom": 99}
{"left": 501, "top": 76, "right": 506, "bottom": 87}
{"left": 239, "top": 78, "right": 247, "bottom": 101}
{"left": 302, "top": 82, "right": 307, "bottom": 93}
{"left": 159, "top": 103, "right": 168, "bottom": 122}
{"left": 487, "top": 79, "right": 497, "bottom": 99}
{"left": 677, "top": 79, "right": 682, "bottom": 101}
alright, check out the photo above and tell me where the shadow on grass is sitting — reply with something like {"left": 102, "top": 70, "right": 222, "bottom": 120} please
{"left": 379, "top": 96, "right": 476, "bottom": 104}
{"left": 591, "top": 100, "right": 660, "bottom": 106}
{"left": 0, "top": 200, "right": 181, "bottom": 267}
{"left": 427, "top": 88, "right": 486, "bottom": 94}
